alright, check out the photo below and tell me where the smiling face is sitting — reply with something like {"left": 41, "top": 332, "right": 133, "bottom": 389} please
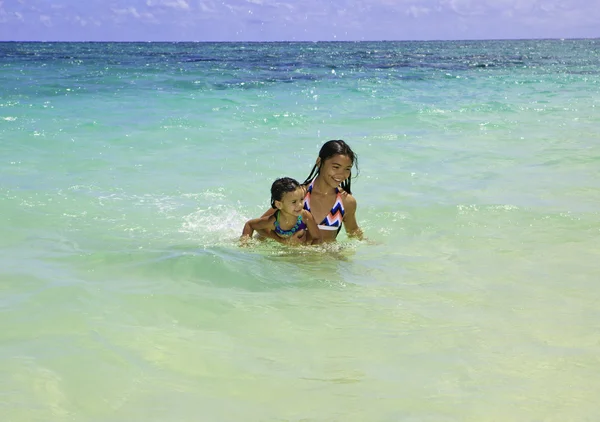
{"left": 319, "top": 154, "right": 353, "bottom": 189}
{"left": 274, "top": 187, "right": 305, "bottom": 217}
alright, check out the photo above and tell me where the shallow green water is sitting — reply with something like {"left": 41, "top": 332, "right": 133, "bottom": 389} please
{"left": 1, "top": 40, "right": 600, "bottom": 420}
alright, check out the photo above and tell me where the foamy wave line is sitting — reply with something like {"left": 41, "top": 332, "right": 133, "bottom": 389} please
{"left": 180, "top": 205, "right": 248, "bottom": 246}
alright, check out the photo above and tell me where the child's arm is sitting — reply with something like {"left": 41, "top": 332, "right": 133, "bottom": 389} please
{"left": 240, "top": 215, "right": 275, "bottom": 241}
{"left": 251, "top": 208, "right": 277, "bottom": 239}
{"left": 302, "top": 210, "right": 323, "bottom": 245}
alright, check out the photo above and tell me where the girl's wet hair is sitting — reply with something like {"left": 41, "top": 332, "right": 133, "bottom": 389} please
{"left": 302, "top": 140, "right": 358, "bottom": 194}
{"left": 270, "top": 177, "right": 301, "bottom": 208}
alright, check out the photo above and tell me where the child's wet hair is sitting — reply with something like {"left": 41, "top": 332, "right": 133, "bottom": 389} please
{"left": 270, "top": 177, "right": 301, "bottom": 208}
{"left": 302, "top": 140, "right": 359, "bottom": 194}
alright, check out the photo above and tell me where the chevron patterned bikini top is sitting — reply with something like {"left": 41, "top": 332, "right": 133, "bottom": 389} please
{"left": 303, "top": 180, "right": 345, "bottom": 231}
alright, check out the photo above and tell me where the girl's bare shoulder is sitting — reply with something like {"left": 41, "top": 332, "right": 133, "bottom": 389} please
{"left": 339, "top": 188, "right": 357, "bottom": 206}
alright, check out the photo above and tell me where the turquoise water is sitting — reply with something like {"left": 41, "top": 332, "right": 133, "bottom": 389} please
{"left": 1, "top": 40, "right": 600, "bottom": 420}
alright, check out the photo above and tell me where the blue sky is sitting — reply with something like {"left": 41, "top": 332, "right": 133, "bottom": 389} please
{"left": 0, "top": 0, "right": 598, "bottom": 41}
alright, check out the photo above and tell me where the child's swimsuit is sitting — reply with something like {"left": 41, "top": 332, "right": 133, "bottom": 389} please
{"left": 273, "top": 211, "right": 307, "bottom": 237}
{"left": 303, "top": 180, "right": 345, "bottom": 231}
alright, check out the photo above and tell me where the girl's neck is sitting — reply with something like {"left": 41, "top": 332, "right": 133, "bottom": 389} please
{"left": 277, "top": 210, "right": 297, "bottom": 226}
{"left": 312, "top": 175, "right": 336, "bottom": 195}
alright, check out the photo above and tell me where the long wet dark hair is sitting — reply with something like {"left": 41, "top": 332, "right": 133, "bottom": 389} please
{"left": 302, "top": 140, "right": 358, "bottom": 194}
{"left": 270, "top": 177, "right": 301, "bottom": 209}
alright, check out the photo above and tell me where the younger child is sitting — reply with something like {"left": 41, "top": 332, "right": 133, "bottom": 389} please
{"left": 241, "top": 177, "right": 322, "bottom": 245}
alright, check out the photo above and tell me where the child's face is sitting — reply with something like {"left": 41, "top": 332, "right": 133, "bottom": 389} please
{"left": 320, "top": 154, "right": 353, "bottom": 189}
{"left": 275, "top": 187, "right": 305, "bottom": 216}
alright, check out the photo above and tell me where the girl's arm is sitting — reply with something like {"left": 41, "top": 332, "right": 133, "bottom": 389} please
{"left": 241, "top": 215, "right": 275, "bottom": 240}
{"left": 342, "top": 194, "right": 364, "bottom": 240}
{"left": 302, "top": 210, "right": 322, "bottom": 245}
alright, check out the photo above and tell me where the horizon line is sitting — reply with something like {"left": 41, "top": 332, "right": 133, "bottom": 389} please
{"left": 1, "top": 36, "right": 599, "bottom": 43}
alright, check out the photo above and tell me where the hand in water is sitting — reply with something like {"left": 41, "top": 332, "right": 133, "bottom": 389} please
{"left": 285, "top": 230, "right": 307, "bottom": 246}
{"left": 239, "top": 235, "right": 253, "bottom": 247}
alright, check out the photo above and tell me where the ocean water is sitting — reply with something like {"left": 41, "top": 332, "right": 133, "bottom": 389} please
{"left": 1, "top": 39, "right": 600, "bottom": 420}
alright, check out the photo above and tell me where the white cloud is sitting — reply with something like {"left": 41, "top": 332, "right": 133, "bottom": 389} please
{"left": 147, "top": 0, "right": 190, "bottom": 10}
{"left": 198, "top": 1, "right": 217, "bottom": 12}
{"left": 112, "top": 7, "right": 141, "bottom": 18}
{"left": 223, "top": 2, "right": 247, "bottom": 14}
{"left": 406, "top": 5, "right": 430, "bottom": 17}
{"left": 74, "top": 15, "right": 86, "bottom": 26}
{"left": 221, "top": 0, "right": 295, "bottom": 12}
{"left": 441, "top": 0, "right": 486, "bottom": 16}
{"left": 539, "top": 3, "right": 563, "bottom": 13}
{"left": 39, "top": 14, "right": 51, "bottom": 26}
{"left": 436, "top": 0, "right": 592, "bottom": 17}
{"left": 273, "top": 1, "right": 294, "bottom": 12}
{"left": 110, "top": 6, "right": 158, "bottom": 22}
